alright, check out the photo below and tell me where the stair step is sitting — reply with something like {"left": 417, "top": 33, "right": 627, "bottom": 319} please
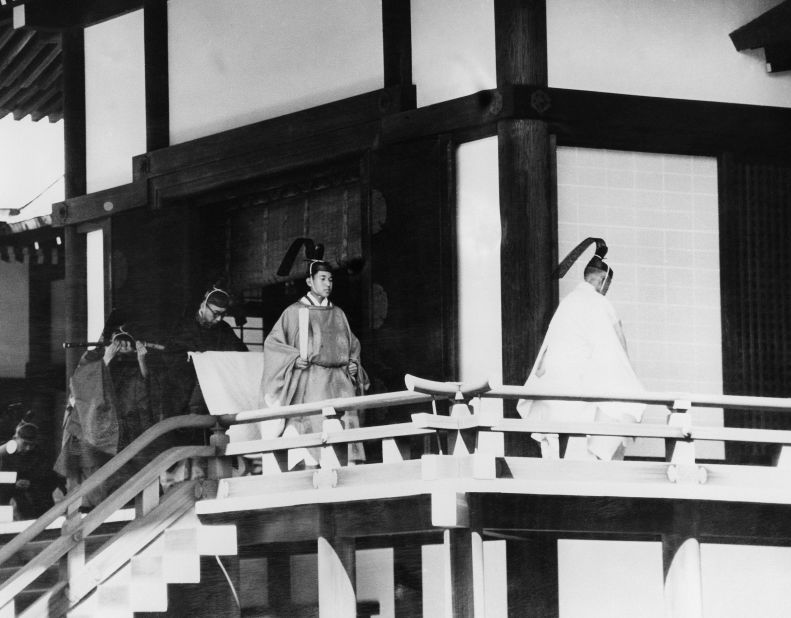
{"left": 95, "top": 563, "right": 133, "bottom": 618}
{"left": 130, "top": 556, "right": 168, "bottom": 612}
{"left": 163, "top": 528, "right": 200, "bottom": 584}
{"left": 129, "top": 539, "right": 168, "bottom": 612}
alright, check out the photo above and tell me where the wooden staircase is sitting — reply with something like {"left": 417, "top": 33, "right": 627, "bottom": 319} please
{"left": 2, "top": 481, "right": 238, "bottom": 618}
{"left": 5, "top": 381, "right": 791, "bottom": 616}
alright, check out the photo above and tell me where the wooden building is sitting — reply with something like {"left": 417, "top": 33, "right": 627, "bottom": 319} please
{"left": 2, "top": 0, "right": 791, "bottom": 616}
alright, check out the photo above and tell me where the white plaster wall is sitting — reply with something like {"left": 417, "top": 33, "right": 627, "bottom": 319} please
{"left": 86, "top": 229, "right": 104, "bottom": 341}
{"left": 457, "top": 137, "right": 502, "bottom": 395}
{"left": 0, "top": 260, "right": 29, "bottom": 377}
{"left": 84, "top": 10, "right": 146, "bottom": 193}
{"left": 701, "top": 544, "right": 791, "bottom": 617}
{"left": 558, "top": 539, "right": 664, "bottom": 618}
{"left": 411, "top": 0, "right": 496, "bottom": 107}
{"left": 168, "top": 0, "right": 384, "bottom": 144}
{"left": 547, "top": 0, "right": 791, "bottom": 107}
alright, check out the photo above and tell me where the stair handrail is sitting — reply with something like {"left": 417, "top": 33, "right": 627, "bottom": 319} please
{"left": 219, "top": 388, "right": 435, "bottom": 426}
{"left": 19, "top": 479, "right": 201, "bottom": 618}
{"left": 0, "top": 445, "right": 214, "bottom": 611}
{"left": 0, "top": 392, "right": 432, "bottom": 574}
{"left": 0, "top": 414, "right": 216, "bottom": 571}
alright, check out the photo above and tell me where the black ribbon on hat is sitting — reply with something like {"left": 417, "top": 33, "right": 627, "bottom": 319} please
{"left": 554, "top": 237, "right": 608, "bottom": 279}
{"left": 276, "top": 238, "right": 325, "bottom": 277}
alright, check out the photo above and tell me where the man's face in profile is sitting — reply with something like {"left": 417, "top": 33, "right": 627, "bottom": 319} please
{"left": 197, "top": 302, "right": 227, "bottom": 328}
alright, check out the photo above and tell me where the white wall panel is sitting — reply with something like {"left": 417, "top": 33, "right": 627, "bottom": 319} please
{"left": 547, "top": 0, "right": 791, "bottom": 107}
{"left": 559, "top": 539, "right": 664, "bottom": 618}
{"left": 168, "top": 0, "right": 384, "bottom": 144}
{"left": 84, "top": 10, "right": 146, "bottom": 193}
{"left": 86, "top": 229, "right": 104, "bottom": 341}
{"left": 702, "top": 544, "right": 791, "bottom": 618}
{"left": 412, "top": 0, "right": 496, "bottom": 107}
{"left": 457, "top": 137, "right": 502, "bottom": 416}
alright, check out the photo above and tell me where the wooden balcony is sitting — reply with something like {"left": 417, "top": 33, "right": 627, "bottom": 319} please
{"left": 1, "top": 376, "right": 791, "bottom": 616}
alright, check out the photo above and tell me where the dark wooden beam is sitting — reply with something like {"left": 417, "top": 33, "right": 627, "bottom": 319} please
{"left": 765, "top": 43, "right": 791, "bottom": 73}
{"left": 62, "top": 27, "right": 85, "bottom": 199}
{"left": 382, "top": 0, "right": 412, "bottom": 87}
{"left": 135, "top": 86, "right": 415, "bottom": 178}
{"left": 20, "top": 0, "right": 144, "bottom": 31}
{"left": 381, "top": 88, "right": 506, "bottom": 145}
{"left": 143, "top": 0, "right": 168, "bottom": 151}
{"left": 729, "top": 0, "right": 791, "bottom": 51}
{"left": 381, "top": 85, "right": 791, "bottom": 158}
{"left": 147, "top": 123, "right": 378, "bottom": 209}
{"left": 545, "top": 87, "right": 791, "bottom": 158}
{"left": 494, "top": 0, "right": 554, "bottom": 416}
{"left": 27, "top": 85, "right": 59, "bottom": 121}
{"left": 2, "top": 37, "right": 46, "bottom": 86}
{"left": 0, "top": 29, "right": 35, "bottom": 73}
{"left": 20, "top": 41, "right": 60, "bottom": 88}
{"left": 52, "top": 180, "right": 147, "bottom": 226}
{"left": 63, "top": 225, "right": 86, "bottom": 381}
{"left": 36, "top": 89, "right": 62, "bottom": 122}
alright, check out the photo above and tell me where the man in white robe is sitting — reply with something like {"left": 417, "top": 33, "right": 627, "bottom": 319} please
{"left": 516, "top": 238, "right": 644, "bottom": 460}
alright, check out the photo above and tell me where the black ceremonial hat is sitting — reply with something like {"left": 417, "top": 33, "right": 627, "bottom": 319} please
{"left": 555, "top": 237, "right": 612, "bottom": 279}
{"left": 276, "top": 238, "right": 326, "bottom": 277}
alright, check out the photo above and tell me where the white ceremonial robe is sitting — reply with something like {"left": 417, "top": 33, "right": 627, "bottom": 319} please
{"left": 516, "top": 281, "right": 645, "bottom": 460}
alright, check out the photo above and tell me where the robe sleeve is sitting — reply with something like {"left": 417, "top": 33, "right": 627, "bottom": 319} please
{"left": 341, "top": 310, "right": 369, "bottom": 393}
{"left": 69, "top": 353, "right": 119, "bottom": 455}
{"left": 261, "top": 306, "right": 303, "bottom": 407}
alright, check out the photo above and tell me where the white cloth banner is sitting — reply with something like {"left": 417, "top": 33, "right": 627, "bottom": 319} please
{"left": 188, "top": 351, "right": 285, "bottom": 441}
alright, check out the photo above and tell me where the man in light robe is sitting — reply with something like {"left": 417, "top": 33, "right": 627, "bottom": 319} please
{"left": 261, "top": 239, "right": 368, "bottom": 468}
{"left": 517, "top": 238, "right": 644, "bottom": 460}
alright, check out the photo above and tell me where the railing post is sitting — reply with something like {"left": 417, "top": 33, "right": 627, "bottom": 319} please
{"left": 432, "top": 492, "right": 485, "bottom": 617}
{"left": 448, "top": 393, "right": 475, "bottom": 456}
{"left": 665, "top": 400, "right": 707, "bottom": 485}
{"left": 135, "top": 479, "right": 160, "bottom": 518}
{"left": 60, "top": 498, "right": 85, "bottom": 592}
{"left": 666, "top": 400, "right": 694, "bottom": 464}
{"left": 320, "top": 406, "right": 348, "bottom": 469}
{"left": 207, "top": 422, "right": 232, "bottom": 480}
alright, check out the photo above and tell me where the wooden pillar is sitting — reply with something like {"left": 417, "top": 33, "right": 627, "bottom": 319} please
{"left": 62, "top": 27, "right": 86, "bottom": 200}
{"left": 439, "top": 528, "right": 486, "bottom": 617}
{"left": 494, "top": 0, "right": 554, "bottom": 393}
{"left": 62, "top": 27, "right": 87, "bottom": 382}
{"left": 318, "top": 506, "right": 357, "bottom": 618}
{"left": 663, "top": 504, "right": 703, "bottom": 618}
{"left": 382, "top": 0, "right": 412, "bottom": 88}
{"left": 63, "top": 225, "right": 86, "bottom": 381}
{"left": 144, "top": 0, "right": 170, "bottom": 151}
{"left": 393, "top": 544, "right": 423, "bottom": 617}
{"left": 506, "top": 534, "right": 559, "bottom": 618}
{"left": 267, "top": 551, "right": 292, "bottom": 615}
